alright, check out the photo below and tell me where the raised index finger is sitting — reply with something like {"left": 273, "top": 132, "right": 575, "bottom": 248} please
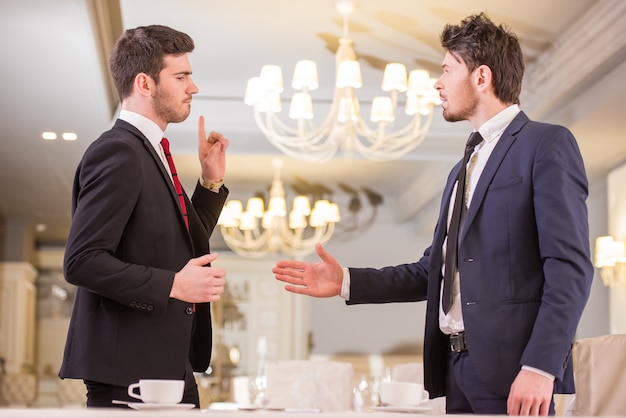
{"left": 197, "top": 115, "right": 206, "bottom": 145}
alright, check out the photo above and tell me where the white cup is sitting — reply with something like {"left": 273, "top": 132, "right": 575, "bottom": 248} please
{"left": 127, "top": 379, "right": 184, "bottom": 404}
{"left": 379, "top": 381, "right": 429, "bottom": 407}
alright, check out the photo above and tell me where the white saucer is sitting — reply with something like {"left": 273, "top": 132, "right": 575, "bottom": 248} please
{"left": 128, "top": 402, "right": 195, "bottom": 411}
{"left": 371, "top": 405, "right": 433, "bottom": 413}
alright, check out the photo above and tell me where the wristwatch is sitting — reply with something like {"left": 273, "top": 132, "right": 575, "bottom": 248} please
{"left": 201, "top": 177, "right": 223, "bottom": 190}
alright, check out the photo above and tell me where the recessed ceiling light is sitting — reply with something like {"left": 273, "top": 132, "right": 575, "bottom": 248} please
{"left": 35, "top": 223, "right": 47, "bottom": 232}
{"left": 62, "top": 132, "right": 77, "bottom": 141}
{"left": 42, "top": 132, "right": 57, "bottom": 140}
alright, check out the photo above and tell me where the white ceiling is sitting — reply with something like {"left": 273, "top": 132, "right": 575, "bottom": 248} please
{"left": 1, "top": 0, "right": 625, "bottom": 247}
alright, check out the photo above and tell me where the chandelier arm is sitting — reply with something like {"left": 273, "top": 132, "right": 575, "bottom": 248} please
{"left": 255, "top": 93, "right": 345, "bottom": 147}
{"left": 220, "top": 225, "right": 275, "bottom": 256}
{"left": 256, "top": 113, "right": 343, "bottom": 163}
{"left": 351, "top": 111, "right": 435, "bottom": 160}
{"left": 280, "top": 224, "right": 334, "bottom": 255}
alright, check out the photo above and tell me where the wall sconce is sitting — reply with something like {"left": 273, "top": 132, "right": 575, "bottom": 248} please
{"left": 594, "top": 235, "right": 626, "bottom": 288}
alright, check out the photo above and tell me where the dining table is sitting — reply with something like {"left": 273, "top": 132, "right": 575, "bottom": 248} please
{"left": 0, "top": 407, "right": 441, "bottom": 418}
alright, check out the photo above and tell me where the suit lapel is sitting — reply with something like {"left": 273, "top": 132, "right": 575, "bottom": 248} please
{"left": 114, "top": 120, "right": 191, "bottom": 236}
{"left": 460, "top": 112, "right": 530, "bottom": 242}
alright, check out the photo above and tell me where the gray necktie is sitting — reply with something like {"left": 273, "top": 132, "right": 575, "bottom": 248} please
{"left": 442, "top": 132, "right": 483, "bottom": 314}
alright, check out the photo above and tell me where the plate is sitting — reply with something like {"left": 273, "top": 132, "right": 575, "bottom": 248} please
{"left": 371, "top": 405, "right": 433, "bottom": 413}
{"left": 128, "top": 402, "right": 195, "bottom": 411}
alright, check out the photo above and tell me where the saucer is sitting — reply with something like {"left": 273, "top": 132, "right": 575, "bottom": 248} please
{"left": 371, "top": 405, "right": 433, "bottom": 413}
{"left": 128, "top": 402, "right": 195, "bottom": 411}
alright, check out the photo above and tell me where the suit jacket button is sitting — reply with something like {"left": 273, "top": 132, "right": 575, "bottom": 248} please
{"left": 186, "top": 306, "right": 193, "bottom": 315}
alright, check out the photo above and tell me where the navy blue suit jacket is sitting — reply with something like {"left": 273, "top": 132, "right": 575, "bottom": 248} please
{"left": 347, "top": 112, "right": 593, "bottom": 398}
{"left": 59, "top": 119, "right": 227, "bottom": 386}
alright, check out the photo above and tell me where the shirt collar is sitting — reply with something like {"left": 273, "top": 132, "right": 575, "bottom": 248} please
{"left": 118, "top": 109, "right": 165, "bottom": 149}
{"left": 477, "top": 104, "right": 520, "bottom": 143}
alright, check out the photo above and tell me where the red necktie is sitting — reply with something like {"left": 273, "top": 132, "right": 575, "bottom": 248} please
{"left": 160, "top": 138, "right": 189, "bottom": 229}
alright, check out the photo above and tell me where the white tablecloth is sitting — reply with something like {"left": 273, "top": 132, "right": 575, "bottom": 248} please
{"left": 0, "top": 408, "right": 434, "bottom": 418}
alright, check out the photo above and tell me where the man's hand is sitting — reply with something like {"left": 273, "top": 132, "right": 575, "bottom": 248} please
{"left": 507, "top": 369, "right": 554, "bottom": 416}
{"left": 198, "top": 115, "right": 228, "bottom": 184}
{"left": 272, "top": 243, "right": 343, "bottom": 297}
{"left": 170, "top": 253, "right": 226, "bottom": 303}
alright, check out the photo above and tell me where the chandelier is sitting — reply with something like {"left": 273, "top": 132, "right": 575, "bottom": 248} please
{"left": 217, "top": 159, "right": 340, "bottom": 258}
{"left": 243, "top": 1, "right": 441, "bottom": 163}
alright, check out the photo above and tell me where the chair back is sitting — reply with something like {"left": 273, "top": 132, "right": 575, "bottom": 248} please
{"left": 265, "top": 360, "right": 353, "bottom": 411}
{"left": 575, "top": 334, "right": 626, "bottom": 415}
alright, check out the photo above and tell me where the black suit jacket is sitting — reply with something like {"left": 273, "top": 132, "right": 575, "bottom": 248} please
{"left": 347, "top": 112, "right": 593, "bottom": 398}
{"left": 59, "top": 119, "right": 227, "bottom": 386}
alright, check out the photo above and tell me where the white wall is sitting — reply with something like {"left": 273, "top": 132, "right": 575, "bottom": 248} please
{"left": 308, "top": 199, "right": 431, "bottom": 355}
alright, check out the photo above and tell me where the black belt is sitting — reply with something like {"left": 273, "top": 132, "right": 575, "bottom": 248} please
{"left": 449, "top": 332, "right": 468, "bottom": 353}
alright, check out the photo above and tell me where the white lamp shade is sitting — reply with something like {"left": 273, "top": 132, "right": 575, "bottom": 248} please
{"left": 371, "top": 96, "right": 395, "bottom": 122}
{"left": 246, "top": 197, "right": 265, "bottom": 218}
{"left": 256, "top": 91, "right": 282, "bottom": 113}
{"left": 239, "top": 211, "right": 257, "bottom": 231}
{"left": 289, "top": 93, "right": 314, "bottom": 120}
{"left": 268, "top": 196, "right": 287, "bottom": 217}
{"left": 289, "top": 211, "right": 307, "bottom": 229}
{"left": 225, "top": 200, "right": 243, "bottom": 217}
{"left": 405, "top": 95, "right": 431, "bottom": 116}
{"left": 336, "top": 60, "right": 362, "bottom": 88}
{"left": 382, "top": 63, "right": 407, "bottom": 92}
{"left": 292, "top": 195, "right": 311, "bottom": 215}
{"left": 260, "top": 65, "right": 284, "bottom": 93}
{"left": 292, "top": 60, "right": 319, "bottom": 91}
{"left": 327, "top": 202, "right": 341, "bottom": 222}
{"left": 244, "top": 77, "right": 263, "bottom": 106}
{"left": 407, "top": 69, "right": 431, "bottom": 96}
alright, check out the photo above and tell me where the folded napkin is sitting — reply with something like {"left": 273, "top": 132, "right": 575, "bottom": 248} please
{"left": 265, "top": 360, "right": 353, "bottom": 411}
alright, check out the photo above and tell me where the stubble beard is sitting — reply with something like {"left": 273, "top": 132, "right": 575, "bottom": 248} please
{"left": 153, "top": 88, "right": 191, "bottom": 124}
{"left": 442, "top": 78, "right": 477, "bottom": 123}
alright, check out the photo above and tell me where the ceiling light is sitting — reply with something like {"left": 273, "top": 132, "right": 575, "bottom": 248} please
{"left": 244, "top": 1, "right": 441, "bottom": 163}
{"left": 42, "top": 132, "right": 57, "bottom": 140}
{"left": 62, "top": 132, "right": 77, "bottom": 141}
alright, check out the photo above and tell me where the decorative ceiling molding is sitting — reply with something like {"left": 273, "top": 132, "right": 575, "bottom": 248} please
{"left": 522, "top": 0, "right": 626, "bottom": 122}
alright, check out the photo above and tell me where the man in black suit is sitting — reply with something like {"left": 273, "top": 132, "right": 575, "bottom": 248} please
{"left": 59, "top": 25, "right": 229, "bottom": 408}
{"left": 273, "top": 13, "right": 593, "bottom": 415}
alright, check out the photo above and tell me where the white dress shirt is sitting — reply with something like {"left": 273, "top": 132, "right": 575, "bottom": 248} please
{"left": 118, "top": 109, "right": 172, "bottom": 181}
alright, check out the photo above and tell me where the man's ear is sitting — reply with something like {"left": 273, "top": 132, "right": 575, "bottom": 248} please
{"left": 134, "top": 73, "right": 155, "bottom": 97}
{"left": 474, "top": 64, "right": 492, "bottom": 93}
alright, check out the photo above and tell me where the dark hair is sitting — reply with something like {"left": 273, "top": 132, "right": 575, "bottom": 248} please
{"left": 109, "top": 25, "right": 195, "bottom": 101}
{"left": 440, "top": 13, "right": 524, "bottom": 104}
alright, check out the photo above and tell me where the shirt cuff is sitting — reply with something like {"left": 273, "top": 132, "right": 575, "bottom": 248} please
{"left": 521, "top": 365, "right": 555, "bottom": 381}
{"left": 340, "top": 267, "right": 350, "bottom": 300}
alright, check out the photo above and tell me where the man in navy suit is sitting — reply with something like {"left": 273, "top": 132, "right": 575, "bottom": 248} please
{"left": 273, "top": 13, "right": 593, "bottom": 415}
{"left": 59, "top": 25, "right": 229, "bottom": 408}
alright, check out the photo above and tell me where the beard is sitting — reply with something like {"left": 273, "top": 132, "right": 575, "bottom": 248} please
{"left": 442, "top": 78, "right": 477, "bottom": 123}
{"left": 152, "top": 87, "right": 191, "bottom": 124}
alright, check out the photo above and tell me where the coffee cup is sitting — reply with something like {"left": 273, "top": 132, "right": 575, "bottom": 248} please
{"left": 127, "top": 379, "right": 184, "bottom": 404}
{"left": 379, "top": 381, "right": 429, "bottom": 407}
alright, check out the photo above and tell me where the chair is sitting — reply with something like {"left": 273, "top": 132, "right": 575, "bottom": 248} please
{"left": 265, "top": 360, "right": 353, "bottom": 411}
{"left": 574, "top": 334, "right": 626, "bottom": 415}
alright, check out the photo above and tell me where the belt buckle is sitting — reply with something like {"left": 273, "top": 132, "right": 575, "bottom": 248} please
{"left": 449, "top": 332, "right": 466, "bottom": 353}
